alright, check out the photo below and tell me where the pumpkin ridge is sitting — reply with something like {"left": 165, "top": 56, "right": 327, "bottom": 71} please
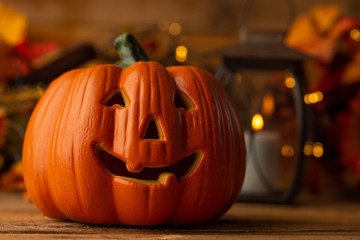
{"left": 23, "top": 72, "right": 77, "bottom": 219}
{"left": 186, "top": 67, "right": 212, "bottom": 212}
{"left": 72, "top": 69, "right": 106, "bottom": 219}
{"left": 49, "top": 69, "right": 99, "bottom": 218}
{"left": 195, "top": 68, "right": 234, "bottom": 220}
{"left": 209, "top": 69, "right": 245, "bottom": 219}
{"left": 51, "top": 73, "right": 85, "bottom": 217}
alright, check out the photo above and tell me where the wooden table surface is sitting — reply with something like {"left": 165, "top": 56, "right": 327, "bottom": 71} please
{"left": 1, "top": 192, "right": 360, "bottom": 239}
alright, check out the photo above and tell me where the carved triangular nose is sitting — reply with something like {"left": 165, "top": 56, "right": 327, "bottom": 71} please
{"left": 143, "top": 118, "right": 162, "bottom": 140}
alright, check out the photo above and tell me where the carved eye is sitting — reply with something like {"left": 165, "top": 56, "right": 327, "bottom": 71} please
{"left": 104, "top": 90, "right": 129, "bottom": 108}
{"left": 174, "top": 92, "right": 194, "bottom": 111}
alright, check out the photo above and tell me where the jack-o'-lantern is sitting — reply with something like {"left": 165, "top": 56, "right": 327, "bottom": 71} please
{"left": 22, "top": 33, "right": 246, "bottom": 225}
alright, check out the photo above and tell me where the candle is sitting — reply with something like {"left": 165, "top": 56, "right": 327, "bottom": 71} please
{"left": 240, "top": 130, "right": 280, "bottom": 195}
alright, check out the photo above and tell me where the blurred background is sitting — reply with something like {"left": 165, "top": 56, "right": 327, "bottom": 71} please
{"left": 1, "top": 0, "right": 360, "bottom": 203}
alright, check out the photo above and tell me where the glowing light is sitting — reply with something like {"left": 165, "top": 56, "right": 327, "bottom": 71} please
{"left": 316, "top": 91, "right": 323, "bottom": 102}
{"left": 303, "top": 141, "right": 313, "bottom": 156}
{"left": 262, "top": 93, "right": 275, "bottom": 116}
{"left": 304, "top": 91, "right": 323, "bottom": 104}
{"left": 284, "top": 72, "right": 296, "bottom": 88}
{"left": 313, "top": 142, "right": 324, "bottom": 158}
{"left": 304, "top": 94, "right": 310, "bottom": 104}
{"left": 175, "top": 45, "right": 187, "bottom": 62}
{"left": 169, "top": 22, "right": 181, "bottom": 36}
{"left": 281, "top": 145, "right": 295, "bottom": 157}
{"left": 308, "top": 93, "right": 318, "bottom": 103}
{"left": 251, "top": 113, "right": 264, "bottom": 131}
{"left": 350, "top": 29, "right": 360, "bottom": 42}
{"left": 308, "top": 92, "right": 320, "bottom": 103}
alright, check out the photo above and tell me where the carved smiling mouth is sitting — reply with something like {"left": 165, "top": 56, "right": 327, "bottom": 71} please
{"left": 96, "top": 144, "right": 202, "bottom": 182}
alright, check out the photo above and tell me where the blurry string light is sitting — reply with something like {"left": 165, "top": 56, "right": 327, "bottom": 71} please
{"left": 175, "top": 45, "right": 187, "bottom": 63}
{"left": 284, "top": 72, "right": 296, "bottom": 88}
{"left": 281, "top": 145, "right": 295, "bottom": 157}
{"left": 169, "top": 22, "right": 182, "bottom": 36}
{"left": 313, "top": 142, "right": 324, "bottom": 158}
{"left": 350, "top": 28, "right": 360, "bottom": 42}
{"left": 303, "top": 141, "right": 324, "bottom": 158}
{"left": 157, "top": 21, "right": 182, "bottom": 36}
{"left": 303, "top": 141, "right": 313, "bottom": 156}
{"left": 304, "top": 91, "right": 323, "bottom": 104}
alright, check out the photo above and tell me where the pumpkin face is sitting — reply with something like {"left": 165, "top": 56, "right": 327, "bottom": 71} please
{"left": 22, "top": 34, "right": 245, "bottom": 225}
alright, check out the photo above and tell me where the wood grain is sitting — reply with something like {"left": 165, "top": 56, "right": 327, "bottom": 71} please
{"left": 1, "top": 192, "right": 360, "bottom": 239}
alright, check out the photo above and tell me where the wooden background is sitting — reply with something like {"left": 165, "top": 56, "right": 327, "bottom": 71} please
{"left": 2, "top": 0, "right": 360, "bottom": 51}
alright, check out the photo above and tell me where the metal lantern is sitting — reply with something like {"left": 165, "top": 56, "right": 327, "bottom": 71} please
{"left": 215, "top": 32, "right": 311, "bottom": 204}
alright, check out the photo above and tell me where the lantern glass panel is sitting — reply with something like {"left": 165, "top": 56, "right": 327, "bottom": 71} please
{"left": 219, "top": 66, "right": 305, "bottom": 203}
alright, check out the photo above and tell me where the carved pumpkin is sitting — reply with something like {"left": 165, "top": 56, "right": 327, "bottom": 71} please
{"left": 22, "top": 33, "right": 246, "bottom": 225}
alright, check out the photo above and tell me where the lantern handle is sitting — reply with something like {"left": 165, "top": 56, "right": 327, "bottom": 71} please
{"left": 114, "top": 33, "right": 149, "bottom": 67}
{"left": 239, "top": 0, "right": 296, "bottom": 43}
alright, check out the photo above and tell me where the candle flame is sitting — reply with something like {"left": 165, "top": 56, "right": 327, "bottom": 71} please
{"left": 251, "top": 113, "right": 264, "bottom": 131}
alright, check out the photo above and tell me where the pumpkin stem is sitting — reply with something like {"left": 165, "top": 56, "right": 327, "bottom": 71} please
{"left": 114, "top": 33, "right": 149, "bottom": 67}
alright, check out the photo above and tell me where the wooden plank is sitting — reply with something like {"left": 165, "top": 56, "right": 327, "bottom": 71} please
{"left": 1, "top": 192, "right": 360, "bottom": 239}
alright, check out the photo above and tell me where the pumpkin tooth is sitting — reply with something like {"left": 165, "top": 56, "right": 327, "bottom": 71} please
{"left": 158, "top": 173, "right": 176, "bottom": 184}
{"left": 126, "top": 163, "right": 143, "bottom": 173}
{"left": 96, "top": 143, "right": 202, "bottom": 182}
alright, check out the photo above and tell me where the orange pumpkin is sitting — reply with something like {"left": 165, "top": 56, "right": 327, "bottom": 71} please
{"left": 22, "top": 33, "right": 246, "bottom": 225}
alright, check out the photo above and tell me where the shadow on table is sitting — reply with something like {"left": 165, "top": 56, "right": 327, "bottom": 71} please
{"left": 67, "top": 218, "right": 341, "bottom": 236}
